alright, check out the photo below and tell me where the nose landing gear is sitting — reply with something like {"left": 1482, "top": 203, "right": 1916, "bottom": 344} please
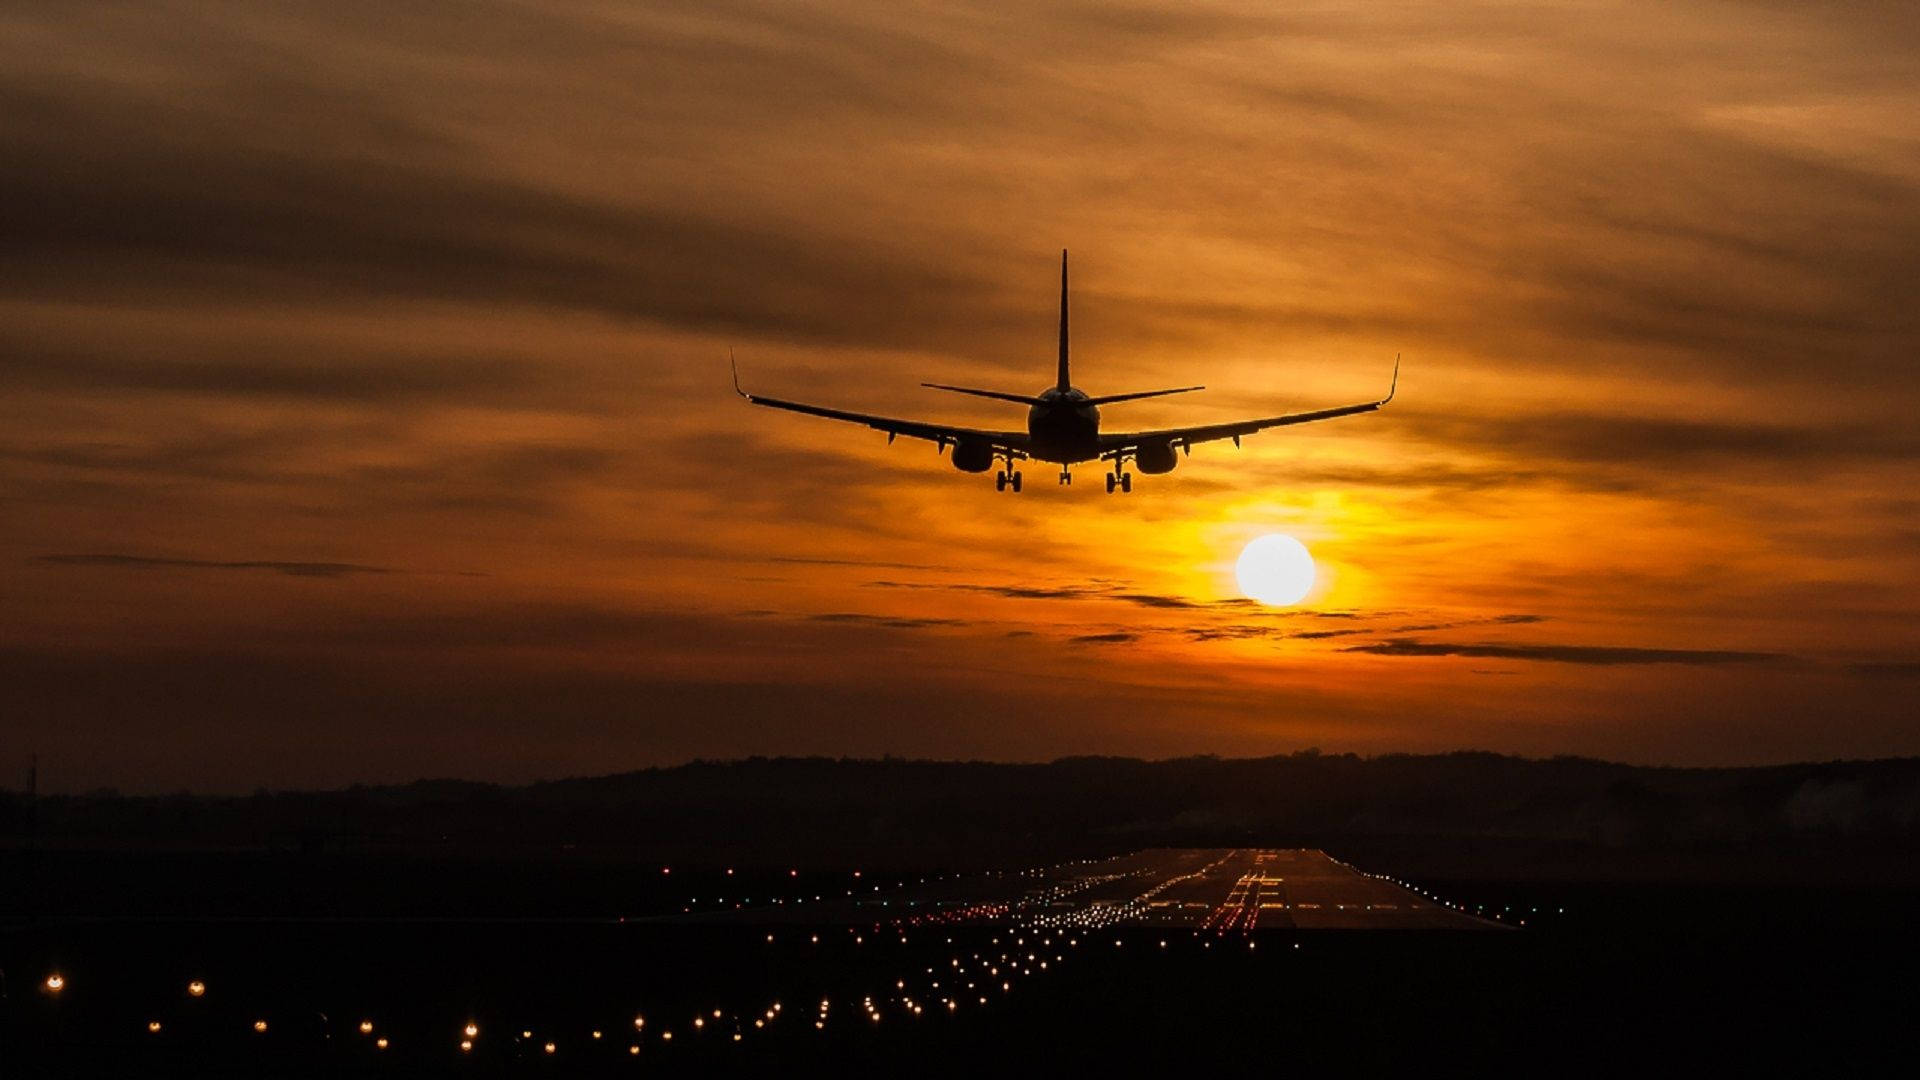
{"left": 1059, "top": 468, "right": 1072, "bottom": 486}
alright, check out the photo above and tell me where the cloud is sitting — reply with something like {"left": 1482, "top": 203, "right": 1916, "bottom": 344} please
{"left": 1391, "top": 614, "right": 1547, "bottom": 633}
{"left": 1848, "top": 661, "right": 1920, "bottom": 679}
{"left": 1110, "top": 592, "right": 1203, "bottom": 609}
{"left": 0, "top": 51, "right": 1006, "bottom": 355}
{"left": 1404, "top": 413, "right": 1920, "bottom": 471}
{"left": 1186, "top": 625, "right": 1277, "bottom": 642}
{"left": 870, "top": 579, "right": 1251, "bottom": 612}
{"left": 807, "top": 612, "right": 969, "bottom": 629}
{"left": 1342, "top": 639, "right": 1786, "bottom": 666}
{"left": 0, "top": 341, "right": 546, "bottom": 405}
{"left": 33, "top": 553, "right": 395, "bottom": 578}
{"left": 1070, "top": 632, "right": 1138, "bottom": 645}
{"left": 771, "top": 556, "right": 948, "bottom": 571}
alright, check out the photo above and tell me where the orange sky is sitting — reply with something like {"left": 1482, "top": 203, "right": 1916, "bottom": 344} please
{"left": 3, "top": 1, "right": 1916, "bottom": 790}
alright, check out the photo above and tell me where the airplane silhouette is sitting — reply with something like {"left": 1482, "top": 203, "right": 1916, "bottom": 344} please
{"left": 734, "top": 251, "right": 1397, "bottom": 492}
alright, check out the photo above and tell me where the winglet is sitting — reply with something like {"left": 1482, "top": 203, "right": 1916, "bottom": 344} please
{"left": 1380, "top": 353, "right": 1399, "bottom": 406}
{"left": 730, "top": 348, "right": 747, "bottom": 399}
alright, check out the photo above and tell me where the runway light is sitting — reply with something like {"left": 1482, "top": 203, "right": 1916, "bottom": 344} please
{"left": 253, "top": 1020, "right": 268, "bottom": 1033}
{"left": 634, "top": 1016, "right": 645, "bottom": 1029}
{"left": 694, "top": 1018, "right": 704, "bottom": 1029}
{"left": 460, "top": 1039, "right": 473, "bottom": 1052}
{"left": 465, "top": 1022, "right": 479, "bottom": 1038}
{"left": 592, "top": 1030, "right": 602, "bottom": 1039}
{"left": 662, "top": 1031, "right": 673, "bottom": 1041}
{"left": 45, "top": 974, "right": 65, "bottom": 993}
{"left": 187, "top": 980, "right": 206, "bottom": 997}
{"left": 629, "top": 1045, "right": 640, "bottom": 1055}
{"left": 376, "top": 1038, "right": 390, "bottom": 1050}
{"left": 148, "top": 1021, "right": 163, "bottom": 1033}
{"left": 544, "top": 1041, "right": 556, "bottom": 1054}
{"left": 360, "top": 1021, "right": 375, "bottom": 1035}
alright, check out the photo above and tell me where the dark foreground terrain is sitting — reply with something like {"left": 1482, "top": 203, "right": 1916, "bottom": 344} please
{"left": 3, "top": 846, "right": 1913, "bottom": 1076}
{"left": 5, "top": 753, "right": 1917, "bottom": 1074}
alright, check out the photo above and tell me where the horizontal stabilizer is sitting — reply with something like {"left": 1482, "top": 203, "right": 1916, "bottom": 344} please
{"left": 921, "top": 383, "right": 1047, "bottom": 406}
{"left": 1081, "top": 386, "right": 1204, "bottom": 406}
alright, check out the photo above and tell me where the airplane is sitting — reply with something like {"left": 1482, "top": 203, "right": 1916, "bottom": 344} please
{"left": 733, "top": 251, "right": 1397, "bottom": 493}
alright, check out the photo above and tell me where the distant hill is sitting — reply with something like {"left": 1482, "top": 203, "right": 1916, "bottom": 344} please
{"left": 6, "top": 752, "right": 1919, "bottom": 882}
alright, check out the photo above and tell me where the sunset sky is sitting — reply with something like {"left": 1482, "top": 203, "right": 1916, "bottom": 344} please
{"left": 4, "top": 1, "right": 1916, "bottom": 791}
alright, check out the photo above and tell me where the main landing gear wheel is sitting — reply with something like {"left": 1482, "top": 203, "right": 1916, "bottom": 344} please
{"left": 995, "top": 470, "right": 1024, "bottom": 493}
{"left": 1010, "top": 471, "right": 1023, "bottom": 492}
{"left": 1106, "top": 471, "right": 1133, "bottom": 494}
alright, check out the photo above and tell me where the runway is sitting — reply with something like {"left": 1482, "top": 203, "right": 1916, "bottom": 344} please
{"left": 680, "top": 848, "right": 1497, "bottom": 930}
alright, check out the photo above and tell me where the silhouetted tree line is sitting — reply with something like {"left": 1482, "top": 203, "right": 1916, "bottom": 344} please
{"left": 5, "top": 752, "right": 1919, "bottom": 874}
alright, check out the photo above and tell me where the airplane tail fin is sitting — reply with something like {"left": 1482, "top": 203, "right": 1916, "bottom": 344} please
{"left": 1057, "top": 249, "right": 1070, "bottom": 391}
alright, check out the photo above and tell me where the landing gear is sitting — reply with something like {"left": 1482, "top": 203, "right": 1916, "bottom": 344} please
{"left": 1103, "top": 450, "right": 1135, "bottom": 494}
{"left": 991, "top": 447, "right": 1025, "bottom": 492}
{"left": 1058, "top": 468, "right": 1072, "bottom": 486}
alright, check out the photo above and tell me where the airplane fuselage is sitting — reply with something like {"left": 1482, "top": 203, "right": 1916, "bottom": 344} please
{"left": 1027, "top": 386, "right": 1101, "bottom": 464}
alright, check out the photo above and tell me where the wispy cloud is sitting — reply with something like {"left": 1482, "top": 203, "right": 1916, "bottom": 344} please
{"left": 34, "top": 553, "right": 396, "bottom": 578}
{"left": 807, "top": 612, "right": 969, "bottom": 629}
{"left": 1343, "top": 639, "right": 1786, "bottom": 667}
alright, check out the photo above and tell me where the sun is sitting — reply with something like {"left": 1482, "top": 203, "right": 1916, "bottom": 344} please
{"left": 1235, "top": 533, "right": 1316, "bottom": 606}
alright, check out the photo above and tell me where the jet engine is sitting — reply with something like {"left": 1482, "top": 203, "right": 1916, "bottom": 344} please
{"left": 950, "top": 438, "right": 995, "bottom": 473}
{"left": 1136, "top": 441, "right": 1178, "bottom": 474}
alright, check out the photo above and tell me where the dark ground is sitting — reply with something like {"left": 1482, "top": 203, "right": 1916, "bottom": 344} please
{"left": 3, "top": 849, "right": 1913, "bottom": 1076}
{"left": 5, "top": 752, "right": 1917, "bottom": 1075}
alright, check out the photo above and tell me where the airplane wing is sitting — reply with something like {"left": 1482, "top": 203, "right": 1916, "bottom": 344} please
{"left": 734, "top": 360, "right": 1029, "bottom": 455}
{"left": 1099, "top": 357, "right": 1397, "bottom": 455}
